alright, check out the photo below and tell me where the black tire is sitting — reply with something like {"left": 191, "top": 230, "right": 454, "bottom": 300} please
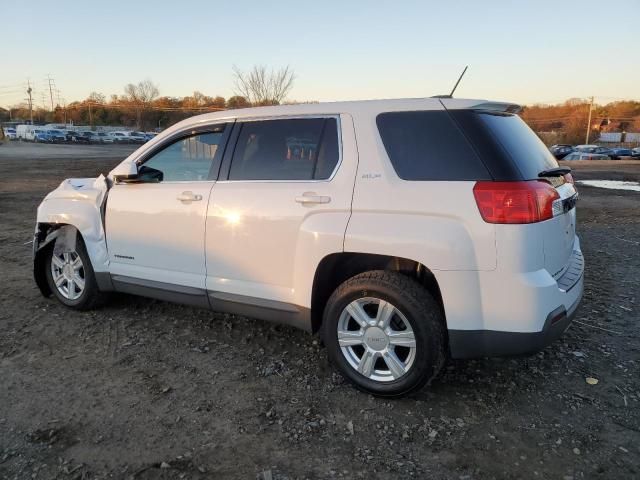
{"left": 322, "top": 270, "right": 446, "bottom": 398}
{"left": 45, "top": 234, "right": 105, "bottom": 310}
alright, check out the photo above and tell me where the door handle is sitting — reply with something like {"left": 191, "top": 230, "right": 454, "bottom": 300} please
{"left": 176, "top": 191, "right": 203, "bottom": 203}
{"left": 295, "top": 192, "right": 331, "bottom": 205}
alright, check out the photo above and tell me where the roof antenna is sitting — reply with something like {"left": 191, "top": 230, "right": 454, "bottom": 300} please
{"left": 449, "top": 65, "right": 468, "bottom": 98}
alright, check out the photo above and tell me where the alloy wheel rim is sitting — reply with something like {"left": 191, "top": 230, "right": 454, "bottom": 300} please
{"left": 337, "top": 297, "right": 416, "bottom": 382}
{"left": 51, "top": 251, "right": 85, "bottom": 300}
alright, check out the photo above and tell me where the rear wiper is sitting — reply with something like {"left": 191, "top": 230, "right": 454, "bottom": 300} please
{"left": 539, "top": 167, "right": 571, "bottom": 177}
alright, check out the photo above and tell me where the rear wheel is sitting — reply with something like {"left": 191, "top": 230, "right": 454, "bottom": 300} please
{"left": 45, "top": 235, "right": 104, "bottom": 310}
{"left": 322, "top": 270, "right": 446, "bottom": 397}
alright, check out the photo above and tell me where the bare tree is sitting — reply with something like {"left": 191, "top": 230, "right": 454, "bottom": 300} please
{"left": 88, "top": 92, "right": 106, "bottom": 104}
{"left": 232, "top": 65, "right": 295, "bottom": 106}
{"left": 124, "top": 79, "right": 159, "bottom": 129}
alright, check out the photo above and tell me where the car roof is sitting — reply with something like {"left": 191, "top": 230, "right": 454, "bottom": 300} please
{"left": 163, "top": 97, "right": 519, "bottom": 131}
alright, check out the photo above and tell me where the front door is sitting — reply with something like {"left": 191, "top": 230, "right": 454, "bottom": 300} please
{"left": 106, "top": 125, "right": 229, "bottom": 289}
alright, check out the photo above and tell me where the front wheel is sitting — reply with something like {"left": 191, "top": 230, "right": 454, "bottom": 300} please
{"left": 322, "top": 270, "right": 446, "bottom": 397}
{"left": 45, "top": 234, "right": 105, "bottom": 310}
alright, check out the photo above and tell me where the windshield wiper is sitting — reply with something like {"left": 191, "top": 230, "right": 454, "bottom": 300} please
{"left": 539, "top": 167, "right": 571, "bottom": 177}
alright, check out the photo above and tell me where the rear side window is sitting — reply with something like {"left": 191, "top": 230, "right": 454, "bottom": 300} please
{"left": 448, "top": 110, "right": 559, "bottom": 180}
{"left": 229, "top": 117, "right": 340, "bottom": 181}
{"left": 376, "top": 111, "right": 490, "bottom": 181}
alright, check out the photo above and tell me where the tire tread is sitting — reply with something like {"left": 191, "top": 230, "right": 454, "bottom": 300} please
{"left": 323, "top": 270, "right": 446, "bottom": 397}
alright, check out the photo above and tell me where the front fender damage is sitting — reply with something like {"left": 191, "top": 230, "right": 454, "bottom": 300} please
{"left": 33, "top": 175, "right": 110, "bottom": 296}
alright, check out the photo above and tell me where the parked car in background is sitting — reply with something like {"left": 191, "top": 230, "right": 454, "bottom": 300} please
{"left": 33, "top": 130, "right": 49, "bottom": 143}
{"left": 70, "top": 131, "right": 92, "bottom": 143}
{"left": 16, "top": 124, "right": 31, "bottom": 140}
{"left": 563, "top": 152, "right": 610, "bottom": 160}
{"left": 632, "top": 147, "right": 640, "bottom": 159}
{"left": 84, "top": 132, "right": 104, "bottom": 144}
{"left": 63, "top": 130, "right": 76, "bottom": 142}
{"left": 550, "top": 144, "right": 574, "bottom": 159}
{"left": 108, "top": 132, "right": 131, "bottom": 143}
{"left": 96, "top": 132, "right": 114, "bottom": 144}
{"left": 608, "top": 148, "right": 633, "bottom": 159}
{"left": 128, "top": 131, "right": 147, "bottom": 143}
{"left": 573, "top": 144, "right": 600, "bottom": 152}
{"left": 46, "top": 130, "right": 67, "bottom": 143}
{"left": 593, "top": 147, "right": 615, "bottom": 156}
{"left": 3, "top": 128, "right": 17, "bottom": 140}
{"left": 573, "top": 145, "right": 614, "bottom": 156}
{"left": 144, "top": 132, "right": 158, "bottom": 142}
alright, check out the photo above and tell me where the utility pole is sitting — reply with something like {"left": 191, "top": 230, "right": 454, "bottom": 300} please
{"left": 55, "top": 89, "right": 64, "bottom": 124}
{"left": 88, "top": 101, "right": 93, "bottom": 127}
{"left": 585, "top": 96, "right": 594, "bottom": 144}
{"left": 46, "top": 74, "right": 55, "bottom": 111}
{"left": 26, "top": 80, "right": 33, "bottom": 124}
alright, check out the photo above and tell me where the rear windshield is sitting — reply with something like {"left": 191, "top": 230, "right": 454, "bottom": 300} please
{"left": 376, "top": 111, "right": 491, "bottom": 181}
{"left": 448, "top": 110, "right": 559, "bottom": 180}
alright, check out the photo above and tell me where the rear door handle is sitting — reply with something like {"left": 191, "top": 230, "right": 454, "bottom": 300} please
{"left": 295, "top": 192, "right": 331, "bottom": 205}
{"left": 176, "top": 191, "right": 203, "bottom": 203}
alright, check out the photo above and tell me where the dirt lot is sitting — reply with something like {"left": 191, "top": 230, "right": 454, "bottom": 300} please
{"left": 1, "top": 144, "right": 639, "bottom": 479}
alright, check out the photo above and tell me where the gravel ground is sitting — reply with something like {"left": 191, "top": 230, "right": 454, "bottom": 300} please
{"left": 0, "top": 146, "right": 639, "bottom": 479}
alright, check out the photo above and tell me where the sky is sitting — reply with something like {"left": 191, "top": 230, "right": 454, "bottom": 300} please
{"left": 1, "top": 0, "right": 639, "bottom": 108}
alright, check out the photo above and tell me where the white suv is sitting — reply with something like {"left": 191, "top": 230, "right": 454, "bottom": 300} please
{"left": 33, "top": 98, "right": 583, "bottom": 397}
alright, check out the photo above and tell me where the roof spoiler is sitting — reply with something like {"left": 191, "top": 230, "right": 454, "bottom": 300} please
{"left": 470, "top": 101, "right": 522, "bottom": 114}
{"left": 438, "top": 98, "right": 522, "bottom": 114}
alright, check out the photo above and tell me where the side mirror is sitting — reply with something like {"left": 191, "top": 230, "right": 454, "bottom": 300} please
{"left": 110, "top": 161, "right": 138, "bottom": 182}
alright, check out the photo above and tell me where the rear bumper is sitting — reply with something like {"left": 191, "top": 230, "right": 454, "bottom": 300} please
{"left": 448, "top": 279, "right": 582, "bottom": 359}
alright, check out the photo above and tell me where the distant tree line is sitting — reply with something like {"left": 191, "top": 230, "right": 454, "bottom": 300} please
{"left": 0, "top": 82, "right": 251, "bottom": 131}
{"left": 521, "top": 99, "right": 640, "bottom": 145}
{"left": 0, "top": 65, "right": 296, "bottom": 131}
{"left": 2, "top": 66, "right": 638, "bottom": 142}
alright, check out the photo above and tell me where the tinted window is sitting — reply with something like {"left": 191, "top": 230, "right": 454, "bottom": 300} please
{"left": 376, "top": 111, "right": 490, "bottom": 181}
{"left": 229, "top": 118, "right": 339, "bottom": 181}
{"left": 141, "top": 129, "right": 225, "bottom": 182}
{"left": 449, "top": 110, "right": 559, "bottom": 180}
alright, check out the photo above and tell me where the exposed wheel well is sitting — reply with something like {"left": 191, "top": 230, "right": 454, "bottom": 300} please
{"left": 310, "top": 253, "right": 445, "bottom": 333}
{"left": 33, "top": 223, "right": 73, "bottom": 297}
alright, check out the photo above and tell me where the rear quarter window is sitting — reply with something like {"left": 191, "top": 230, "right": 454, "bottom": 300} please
{"left": 376, "top": 111, "right": 491, "bottom": 181}
{"left": 448, "top": 110, "right": 559, "bottom": 180}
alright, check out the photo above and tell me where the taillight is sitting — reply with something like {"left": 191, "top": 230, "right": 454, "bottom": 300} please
{"left": 473, "top": 181, "right": 560, "bottom": 224}
{"left": 563, "top": 173, "right": 575, "bottom": 185}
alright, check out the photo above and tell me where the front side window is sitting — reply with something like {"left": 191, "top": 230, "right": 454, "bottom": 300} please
{"left": 139, "top": 127, "right": 226, "bottom": 182}
{"left": 228, "top": 117, "right": 339, "bottom": 181}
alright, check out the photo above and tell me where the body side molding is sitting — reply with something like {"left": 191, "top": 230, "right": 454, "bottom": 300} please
{"left": 108, "top": 275, "right": 312, "bottom": 331}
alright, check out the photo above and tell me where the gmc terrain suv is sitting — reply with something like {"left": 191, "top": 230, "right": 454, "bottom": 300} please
{"left": 33, "top": 98, "right": 583, "bottom": 397}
